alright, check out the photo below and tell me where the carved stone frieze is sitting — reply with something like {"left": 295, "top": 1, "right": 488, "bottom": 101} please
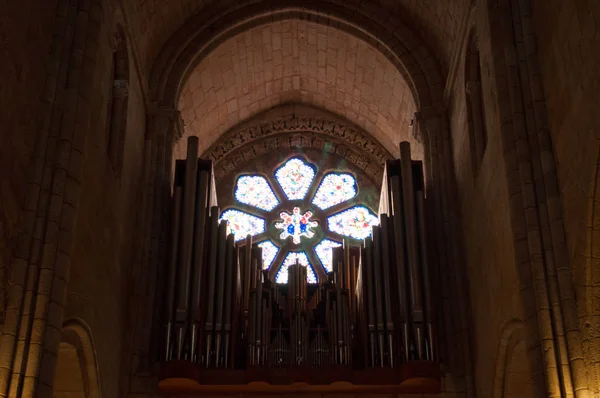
{"left": 203, "top": 116, "right": 393, "bottom": 168}
{"left": 213, "top": 131, "right": 387, "bottom": 185}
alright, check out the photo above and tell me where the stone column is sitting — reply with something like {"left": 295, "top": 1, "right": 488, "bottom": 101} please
{"left": 418, "top": 106, "right": 476, "bottom": 398}
{"left": 127, "top": 106, "right": 182, "bottom": 396}
{"left": 488, "top": 0, "right": 588, "bottom": 395}
{"left": 0, "top": 1, "right": 104, "bottom": 397}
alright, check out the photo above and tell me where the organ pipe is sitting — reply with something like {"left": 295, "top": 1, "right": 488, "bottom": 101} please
{"left": 159, "top": 137, "right": 437, "bottom": 378}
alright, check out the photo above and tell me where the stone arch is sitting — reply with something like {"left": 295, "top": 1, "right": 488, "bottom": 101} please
{"left": 106, "top": 23, "right": 130, "bottom": 177}
{"left": 205, "top": 105, "right": 394, "bottom": 185}
{"left": 142, "top": 0, "right": 473, "bottom": 392}
{"left": 493, "top": 319, "right": 536, "bottom": 398}
{"left": 53, "top": 319, "right": 101, "bottom": 398}
{"left": 149, "top": 2, "right": 444, "bottom": 113}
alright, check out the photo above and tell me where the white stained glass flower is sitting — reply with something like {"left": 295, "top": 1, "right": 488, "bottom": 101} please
{"left": 234, "top": 175, "right": 279, "bottom": 211}
{"left": 275, "top": 207, "right": 318, "bottom": 244}
{"left": 315, "top": 239, "right": 342, "bottom": 272}
{"left": 220, "top": 209, "right": 266, "bottom": 242}
{"left": 258, "top": 240, "right": 279, "bottom": 269}
{"left": 275, "top": 252, "right": 317, "bottom": 284}
{"left": 327, "top": 206, "right": 379, "bottom": 240}
{"left": 312, "top": 173, "right": 357, "bottom": 210}
{"left": 275, "top": 158, "right": 315, "bottom": 200}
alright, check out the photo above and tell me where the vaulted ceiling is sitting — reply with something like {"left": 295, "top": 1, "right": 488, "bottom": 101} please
{"left": 124, "top": 0, "right": 469, "bottom": 80}
{"left": 127, "top": 0, "right": 470, "bottom": 165}
{"left": 176, "top": 20, "right": 417, "bottom": 158}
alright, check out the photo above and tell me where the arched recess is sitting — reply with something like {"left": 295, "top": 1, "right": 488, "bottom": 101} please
{"left": 493, "top": 320, "right": 537, "bottom": 398}
{"left": 150, "top": 2, "right": 444, "bottom": 116}
{"left": 52, "top": 319, "right": 101, "bottom": 398}
{"left": 464, "top": 29, "right": 488, "bottom": 175}
{"left": 106, "top": 25, "right": 130, "bottom": 177}
{"left": 140, "top": 0, "right": 474, "bottom": 394}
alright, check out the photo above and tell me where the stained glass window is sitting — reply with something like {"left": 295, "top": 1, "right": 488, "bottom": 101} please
{"left": 258, "top": 240, "right": 279, "bottom": 269}
{"left": 314, "top": 239, "right": 343, "bottom": 272}
{"left": 327, "top": 206, "right": 379, "bottom": 240}
{"left": 275, "top": 252, "right": 317, "bottom": 284}
{"left": 224, "top": 155, "right": 378, "bottom": 284}
{"left": 220, "top": 209, "right": 266, "bottom": 242}
{"left": 275, "top": 158, "right": 315, "bottom": 200}
{"left": 275, "top": 207, "right": 318, "bottom": 244}
{"left": 234, "top": 175, "right": 279, "bottom": 211}
{"left": 312, "top": 173, "right": 357, "bottom": 210}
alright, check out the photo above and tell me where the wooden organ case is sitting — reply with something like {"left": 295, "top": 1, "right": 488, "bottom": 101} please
{"left": 158, "top": 138, "right": 440, "bottom": 395}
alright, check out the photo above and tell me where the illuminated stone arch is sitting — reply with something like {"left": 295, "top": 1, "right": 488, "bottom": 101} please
{"left": 493, "top": 319, "right": 538, "bottom": 398}
{"left": 53, "top": 319, "right": 101, "bottom": 398}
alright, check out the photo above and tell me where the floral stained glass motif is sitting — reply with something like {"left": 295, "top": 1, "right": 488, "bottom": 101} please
{"left": 220, "top": 209, "right": 266, "bottom": 242}
{"left": 258, "top": 240, "right": 279, "bottom": 269}
{"left": 234, "top": 175, "right": 279, "bottom": 211}
{"left": 275, "top": 158, "right": 315, "bottom": 200}
{"left": 312, "top": 173, "right": 357, "bottom": 210}
{"left": 275, "top": 207, "right": 318, "bottom": 244}
{"left": 327, "top": 206, "right": 379, "bottom": 240}
{"left": 314, "top": 239, "right": 343, "bottom": 272}
{"left": 275, "top": 252, "right": 317, "bottom": 284}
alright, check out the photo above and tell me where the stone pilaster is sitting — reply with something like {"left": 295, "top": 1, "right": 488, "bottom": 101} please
{"left": 489, "top": 0, "right": 588, "bottom": 395}
{"left": 127, "top": 106, "right": 181, "bottom": 397}
{"left": 418, "top": 105, "right": 476, "bottom": 398}
{"left": 0, "top": 1, "right": 104, "bottom": 397}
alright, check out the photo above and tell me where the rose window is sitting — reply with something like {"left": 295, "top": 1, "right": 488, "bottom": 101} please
{"left": 220, "top": 156, "right": 379, "bottom": 284}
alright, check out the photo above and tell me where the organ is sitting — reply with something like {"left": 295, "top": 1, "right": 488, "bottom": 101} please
{"left": 158, "top": 137, "right": 440, "bottom": 395}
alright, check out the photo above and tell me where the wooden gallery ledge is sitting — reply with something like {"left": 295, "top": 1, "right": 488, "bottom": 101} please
{"left": 158, "top": 361, "right": 441, "bottom": 395}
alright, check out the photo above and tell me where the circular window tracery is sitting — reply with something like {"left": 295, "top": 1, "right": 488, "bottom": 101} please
{"left": 220, "top": 156, "right": 379, "bottom": 283}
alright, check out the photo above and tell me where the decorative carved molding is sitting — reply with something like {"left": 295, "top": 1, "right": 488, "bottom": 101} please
{"left": 212, "top": 130, "right": 388, "bottom": 185}
{"left": 204, "top": 116, "right": 393, "bottom": 170}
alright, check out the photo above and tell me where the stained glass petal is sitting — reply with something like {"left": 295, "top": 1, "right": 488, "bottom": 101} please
{"left": 314, "top": 239, "right": 343, "bottom": 272}
{"left": 311, "top": 173, "right": 357, "bottom": 210}
{"left": 234, "top": 175, "right": 279, "bottom": 211}
{"left": 275, "top": 252, "right": 317, "bottom": 284}
{"left": 220, "top": 209, "right": 266, "bottom": 242}
{"left": 274, "top": 158, "right": 315, "bottom": 200}
{"left": 327, "top": 206, "right": 379, "bottom": 240}
{"left": 258, "top": 240, "right": 279, "bottom": 270}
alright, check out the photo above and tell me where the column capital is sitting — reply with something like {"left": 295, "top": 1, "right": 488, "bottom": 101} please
{"left": 146, "top": 105, "right": 183, "bottom": 142}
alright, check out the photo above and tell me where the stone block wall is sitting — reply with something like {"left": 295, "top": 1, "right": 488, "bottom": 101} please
{"left": 63, "top": 5, "right": 149, "bottom": 397}
{"left": 532, "top": 0, "right": 600, "bottom": 394}
{"left": 446, "top": 8, "right": 529, "bottom": 397}
{"left": 0, "top": 0, "right": 59, "bottom": 328}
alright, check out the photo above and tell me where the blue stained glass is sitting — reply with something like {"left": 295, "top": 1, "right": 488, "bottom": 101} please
{"left": 312, "top": 173, "right": 357, "bottom": 210}
{"left": 258, "top": 240, "right": 279, "bottom": 269}
{"left": 314, "top": 239, "right": 343, "bottom": 272}
{"left": 275, "top": 207, "right": 318, "bottom": 244}
{"left": 220, "top": 209, "right": 266, "bottom": 242}
{"left": 327, "top": 206, "right": 379, "bottom": 240}
{"left": 275, "top": 252, "right": 317, "bottom": 284}
{"left": 275, "top": 158, "right": 315, "bottom": 200}
{"left": 234, "top": 175, "right": 279, "bottom": 211}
